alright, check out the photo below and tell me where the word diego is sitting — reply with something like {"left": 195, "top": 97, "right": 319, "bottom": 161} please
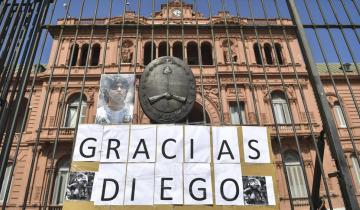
{"left": 70, "top": 124, "right": 274, "bottom": 206}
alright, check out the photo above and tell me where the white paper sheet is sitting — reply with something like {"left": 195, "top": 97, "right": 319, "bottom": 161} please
{"left": 100, "top": 125, "right": 130, "bottom": 162}
{"left": 73, "top": 124, "right": 103, "bottom": 161}
{"left": 128, "top": 125, "right": 157, "bottom": 162}
{"left": 242, "top": 126, "right": 270, "bottom": 163}
{"left": 266, "top": 176, "right": 276, "bottom": 205}
{"left": 183, "top": 163, "right": 213, "bottom": 205}
{"left": 212, "top": 126, "right": 240, "bottom": 163}
{"left": 91, "top": 163, "right": 127, "bottom": 205}
{"left": 124, "top": 163, "right": 155, "bottom": 205}
{"left": 156, "top": 125, "right": 183, "bottom": 163}
{"left": 154, "top": 163, "right": 183, "bottom": 204}
{"left": 184, "top": 126, "right": 211, "bottom": 163}
{"left": 214, "top": 164, "right": 244, "bottom": 205}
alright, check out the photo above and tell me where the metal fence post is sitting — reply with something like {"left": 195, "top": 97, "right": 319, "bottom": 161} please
{"left": 286, "top": 0, "right": 360, "bottom": 209}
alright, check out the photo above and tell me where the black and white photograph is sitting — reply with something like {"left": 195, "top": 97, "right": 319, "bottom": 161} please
{"left": 96, "top": 74, "right": 135, "bottom": 124}
{"left": 65, "top": 172, "right": 95, "bottom": 201}
{"left": 243, "top": 176, "right": 268, "bottom": 205}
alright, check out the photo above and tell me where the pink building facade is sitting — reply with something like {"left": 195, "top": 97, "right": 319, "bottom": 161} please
{"left": 1, "top": 1, "right": 359, "bottom": 209}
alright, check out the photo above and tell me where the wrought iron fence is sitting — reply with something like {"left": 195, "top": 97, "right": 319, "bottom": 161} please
{"left": 0, "top": 0, "right": 359, "bottom": 209}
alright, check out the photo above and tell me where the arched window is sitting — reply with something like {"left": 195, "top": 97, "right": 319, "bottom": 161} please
{"left": 90, "top": 43, "right": 101, "bottom": 66}
{"left": 64, "top": 94, "right": 87, "bottom": 128}
{"left": 121, "top": 40, "right": 134, "bottom": 64}
{"left": 68, "top": 44, "right": 79, "bottom": 66}
{"left": 264, "top": 43, "right": 273, "bottom": 65}
{"left": 173, "top": 42, "right": 183, "bottom": 60}
{"left": 284, "top": 150, "right": 308, "bottom": 198}
{"left": 201, "top": 42, "right": 213, "bottom": 65}
{"left": 187, "top": 42, "right": 199, "bottom": 65}
{"left": 144, "top": 42, "right": 156, "bottom": 65}
{"left": 79, "top": 44, "right": 89, "bottom": 66}
{"left": 158, "top": 42, "right": 169, "bottom": 57}
{"left": 275, "top": 43, "right": 284, "bottom": 65}
{"left": 333, "top": 101, "right": 346, "bottom": 128}
{"left": 229, "top": 101, "right": 246, "bottom": 125}
{"left": 253, "top": 43, "right": 262, "bottom": 65}
{"left": 52, "top": 157, "right": 70, "bottom": 205}
{"left": 271, "top": 91, "right": 291, "bottom": 124}
{"left": 0, "top": 163, "right": 12, "bottom": 203}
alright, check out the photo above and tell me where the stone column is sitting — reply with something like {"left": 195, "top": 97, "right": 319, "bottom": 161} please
{"left": 220, "top": 84, "right": 230, "bottom": 123}
{"left": 245, "top": 84, "right": 257, "bottom": 124}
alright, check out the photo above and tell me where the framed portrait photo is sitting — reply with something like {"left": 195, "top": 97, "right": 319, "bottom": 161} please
{"left": 96, "top": 74, "right": 135, "bottom": 125}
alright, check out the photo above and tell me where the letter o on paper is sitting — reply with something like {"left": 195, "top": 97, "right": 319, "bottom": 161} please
{"left": 220, "top": 178, "right": 239, "bottom": 201}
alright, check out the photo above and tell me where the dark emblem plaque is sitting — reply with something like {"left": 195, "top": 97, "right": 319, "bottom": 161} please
{"left": 139, "top": 56, "right": 196, "bottom": 123}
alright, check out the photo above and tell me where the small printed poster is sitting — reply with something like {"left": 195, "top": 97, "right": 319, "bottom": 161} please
{"left": 65, "top": 172, "right": 95, "bottom": 201}
{"left": 96, "top": 74, "right": 135, "bottom": 124}
{"left": 242, "top": 176, "right": 276, "bottom": 205}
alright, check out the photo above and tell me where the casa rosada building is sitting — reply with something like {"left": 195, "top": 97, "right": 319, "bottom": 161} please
{"left": 1, "top": 0, "right": 360, "bottom": 209}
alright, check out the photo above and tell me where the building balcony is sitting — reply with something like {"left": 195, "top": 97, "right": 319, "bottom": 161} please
{"left": 40, "top": 127, "right": 75, "bottom": 142}
{"left": 268, "top": 122, "right": 320, "bottom": 137}
{"left": 49, "top": 205, "right": 63, "bottom": 210}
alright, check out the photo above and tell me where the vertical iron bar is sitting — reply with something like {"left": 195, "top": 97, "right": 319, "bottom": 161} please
{"left": 132, "top": 0, "right": 141, "bottom": 76}
{"left": 272, "top": 0, "right": 334, "bottom": 208}
{"left": 193, "top": 0, "right": 206, "bottom": 124}
{"left": 207, "top": 0, "right": 224, "bottom": 125}
{"left": 117, "top": 0, "right": 127, "bottom": 73}
{"left": 0, "top": 0, "right": 17, "bottom": 51}
{"left": 311, "top": 130, "right": 325, "bottom": 209}
{"left": 0, "top": 0, "right": 9, "bottom": 24}
{"left": 260, "top": 0, "right": 318, "bottom": 208}
{"left": 233, "top": 0, "right": 260, "bottom": 125}
{"left": 302, "top": 0, "right": 360, "bottom": 168}
{"left": 0, "top": 0, "right": 26, "bottom": 95}
{"left": 247, "top": 0, "right": 297, "bottom": 208}
{"left": 338, "top": 0, "right": 360, "bottom": 43}
{"left": 220, "top": 0, "right": 243, "bottom": 125}
{"left": 151, "top": 0, "right": 154, "bottom": 61}
{"left": 21, "top": 1, "right": 73, "bottom": 208}
{"left": 1, "top": 0, "right": 58, "bottom": 208}
{"left": 41, "top": 0, "right": 87, "bottom": 206}
{"left": 0, "top": 1, "right": 31, "bottom": 146}
{"left": 0, "top": 0, "right": 48, "bottom": 207}
{"left": 166, "top": 0, "right": 169, "bottom": 57}
{"left": 287, "top": 1, "right": 360, "bottom": 209}
{"left": 42, "top": 0, "right": 100, "bottom": 208}
{"left": 101, "top": 0, "right": 114, "bottom": 74}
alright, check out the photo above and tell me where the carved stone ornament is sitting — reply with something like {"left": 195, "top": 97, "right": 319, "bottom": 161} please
{"left": 139, "top": 56, "right": 196, "bottom": 123}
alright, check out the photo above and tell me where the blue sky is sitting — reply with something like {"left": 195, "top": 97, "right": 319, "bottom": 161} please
{"left": 37, "top": 0, "right": 360, "bottom": 64}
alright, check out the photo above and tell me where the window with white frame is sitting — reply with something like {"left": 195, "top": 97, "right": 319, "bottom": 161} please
{"left": 284, "top": 150, "right": 308, "bottom": 198}
{"left": 271, "top": 91, "right": 291, "bottom": 124}
{"left": 0, "top": 163, "right": 12, "bottom": 203}
{"left": 351, "top": 155, "right": 360, "bottom": 188}
{"left": 333, "top": 101, "right": 347, "bottom": 128}
{"left": 229, "top": 101, "right": 246, "bottom": 125}
{"left": 52, "top": 158, "right": 70, "bottom": 205}
{"left": 64, "top": 94, "right": 87, "bottom": 128}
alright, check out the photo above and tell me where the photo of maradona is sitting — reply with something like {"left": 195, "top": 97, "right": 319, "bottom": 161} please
{"left": 96, "top": 74, "right": 135, "bottom": 124}
{"left": 243, "top": 176, "right": 269, "bottom": 205}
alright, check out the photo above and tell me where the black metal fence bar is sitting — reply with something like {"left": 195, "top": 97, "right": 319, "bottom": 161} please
{"left": 21, "top": 0, "right": 72, "bottom": 208}
{"left": 287, "top": 1, "right": 360, "bottom": 209}
{"left": 301, "top": 0, "right": 360, "bottom": 176}
{"left": 273, "top": 0, "right": 334, "bottom": 208}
